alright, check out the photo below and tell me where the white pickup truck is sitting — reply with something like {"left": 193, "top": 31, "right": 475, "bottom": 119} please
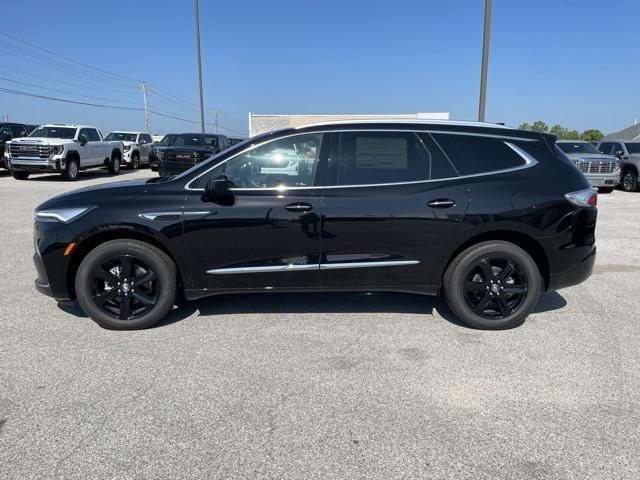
{"left": 104, "top": 131, "right": 154, "bottom": 169}
{"left": 5, "top": 124, "right": 123, "bottom": 180}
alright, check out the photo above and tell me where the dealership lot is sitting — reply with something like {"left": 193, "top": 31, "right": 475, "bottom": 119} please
{"left": 0, "top": 169, "right": 639, "bottom": 479}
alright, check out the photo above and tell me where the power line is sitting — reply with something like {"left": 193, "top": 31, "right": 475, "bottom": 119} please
{"left": 0, "top": 30, "right": 140, "bottom": 85}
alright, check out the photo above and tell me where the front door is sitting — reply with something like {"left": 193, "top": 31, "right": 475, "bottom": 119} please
{"left": 320, "top": 130, "right": 469, "bottom": 290}
{"left": 181, "top": 132, "right": 328, "bottom": 294}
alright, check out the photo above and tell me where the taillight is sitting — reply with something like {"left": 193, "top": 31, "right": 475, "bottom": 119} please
{"left": 565, "top": 188, "right": 597, "bottom": 207}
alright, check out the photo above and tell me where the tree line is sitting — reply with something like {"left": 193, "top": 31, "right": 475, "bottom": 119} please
{"left": 518, "top": 121, "right": 604, "bottom": 142}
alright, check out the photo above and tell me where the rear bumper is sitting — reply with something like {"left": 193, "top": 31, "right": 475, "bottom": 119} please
{"left": 547, "top": 245, "right": 596, "bottom": 290}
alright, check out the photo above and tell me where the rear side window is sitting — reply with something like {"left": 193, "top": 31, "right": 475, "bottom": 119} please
{"left": 431, "top": 133, "right": 526, "bottom": 176}
{"left": 334, "top": 131, "right": 457, "bottom": 186}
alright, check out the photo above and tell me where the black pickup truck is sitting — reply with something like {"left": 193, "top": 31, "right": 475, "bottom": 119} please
{"left": 158, "top": 133, "right": 230, "bottom": 177}
{"left": 0, "top": 122, "right": 37, "bottom": 168}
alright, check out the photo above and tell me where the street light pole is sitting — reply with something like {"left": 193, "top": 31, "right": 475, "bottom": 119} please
{"left": 478, "top": 0, "right": 492, "bottom": 122}
{"left": 194, "top": 0, "right": 205, "bottom": 134}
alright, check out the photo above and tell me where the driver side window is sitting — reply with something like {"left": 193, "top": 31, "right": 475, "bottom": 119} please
{"left": 207, "top": 133, "right": 323, "bottom": 189}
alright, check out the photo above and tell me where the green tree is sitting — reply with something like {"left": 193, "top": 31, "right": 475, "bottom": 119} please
{"left": 549, "top": 125, "right": 568, "bottom": 138}
{"left": 518, "top": 122, "right": 531, "bottom": 130}
{"left": 565, "top": 130, "right": 581, "bottom": 140}
{"left": 530, "top": 121, "right": 549, "bottom": 133}
{"left": 581, "top": 129, "right": 604, "bottom": 142}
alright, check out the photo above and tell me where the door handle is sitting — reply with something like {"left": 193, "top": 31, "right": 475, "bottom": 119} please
{"left": 427, "top": 199, "right": 456, "bottom": 208}
{"left": 285, "top": 202, "right": 313, "bottom": 212}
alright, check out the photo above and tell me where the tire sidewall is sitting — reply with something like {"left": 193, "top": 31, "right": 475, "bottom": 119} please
{"left": 444, "top": 242, "right": 542, "bottom": 330}
{"left": 64, "top": 159, "right": 79, "bottom": 180}
{"left": 75, "top": 240, "right": 176, "bottom": 330}
{"left": 622, "top": 171, "right": 637, "bottom": 192}
{"left": 131, "top": 152, "right": 139, "bottom": 169}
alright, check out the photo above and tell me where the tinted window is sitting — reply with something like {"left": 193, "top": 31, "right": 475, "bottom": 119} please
{"left": 625, "top": 143, "right": 640, "bottom": 154}
{"left": 0, "top": 124, "right": 11, "bottom": 140}
{"left": 335, "top": 131, "right": 451, "bottom": 186}
{"left": 105, "top": 132, "right": 137, "bottom": 142}
{"left": 203, "top": 133, "right": 323, "bottom": 189}
{"left": 219, "top": 136, "right": 229, "bottom": 150}
{"left": 11, "top": 125, "right": 28, "bottom": 137}
{"left": 174, "top": 134, "right": 218, "bottom": 147}
{"left": 557, "top": 142, "right": 600, "bottom": 154}
{"left": 86, "top": 129, "right": 100, "bottom": 142}
{"left": 432, "top": 134, "right": 525, "bottom": 176}
{"left": 141, "top": 134, "right": 152, "bottom": 144}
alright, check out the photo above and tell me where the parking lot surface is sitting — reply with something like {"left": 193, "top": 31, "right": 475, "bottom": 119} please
{"left": 0, "top": 168, "right": 639, "bottom": 479}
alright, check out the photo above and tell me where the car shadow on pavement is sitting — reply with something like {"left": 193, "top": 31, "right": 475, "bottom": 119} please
{"left": 57, "top": 290, "right": 568, "bottom": 330}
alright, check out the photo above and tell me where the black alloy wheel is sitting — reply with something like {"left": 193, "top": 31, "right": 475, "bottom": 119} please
{"left": 444, "top": 241, "right": 541, "bottom": 329}
{"left": 75, "top": 239, "right": 176, "bottom": 329}
{"left": 90, "top": 255, "right": 158, "bottom": 320}
{"left": 463, "top": 257, "right": 528, "bottom": 319}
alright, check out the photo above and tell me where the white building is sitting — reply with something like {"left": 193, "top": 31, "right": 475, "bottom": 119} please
{"left": 248, "top": 112, "right": 450, "bottom": 137}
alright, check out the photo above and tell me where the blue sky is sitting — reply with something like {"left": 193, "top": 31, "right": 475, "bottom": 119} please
{"left": 0, "top": 0, "right": 637, "bottom": 136}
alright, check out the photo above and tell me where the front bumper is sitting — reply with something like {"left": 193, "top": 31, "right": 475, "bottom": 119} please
{"left": 585, "top": 173, "right": 620, "bottom": 187}
{"left": 7, "top": 156, "right": 62, "bottom": 173}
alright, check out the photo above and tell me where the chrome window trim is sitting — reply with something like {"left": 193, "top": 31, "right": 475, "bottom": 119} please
{"left": 185, "top": 129, "right": 539, "bottom": 192}
{"left": 206, "top": 259, "right": 420, "bottom": 275}
{"left": 139, "top": 211, "right": 211, "bottom": 220}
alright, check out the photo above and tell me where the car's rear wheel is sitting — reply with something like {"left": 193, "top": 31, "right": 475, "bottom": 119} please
{"left": 130, "top": 152, "right": 140, "bottom": 170}
{"left": 621, "top": 170, "right": 638, "bottom": 192}
{"left": 11, "top": 171, "right": 29, "bottom": 180}
{"left": 443, "top": 241, "right": 541, "bottom": 329}
{"left": 75, "top": 239, "right": 177, "bottom": 330}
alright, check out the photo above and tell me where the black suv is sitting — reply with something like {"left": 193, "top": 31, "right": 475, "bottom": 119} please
{"left": 33, "top": 121, "right": 597, "bottom": 330}
{"left": 148, "top": 133, "right": 178, "bottom": 172}
{"left": 158, "top": 133, "right": 229, "bottom": 177}
{"left": 0, "top": 122, "right": 36, "bottom": 168}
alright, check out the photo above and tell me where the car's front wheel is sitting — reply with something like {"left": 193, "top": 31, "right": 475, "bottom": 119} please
{"left": 443, "top": 241, "right": 542, "bottom": 329}
{"left": 621, "top": 170, "right": 638, "bottom": 192}
{"left": 75, "top": 239, "right": 177, "bottom": 329}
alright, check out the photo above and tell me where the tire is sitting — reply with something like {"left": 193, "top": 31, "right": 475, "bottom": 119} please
{"left": 108, "top": 153, "right": 121, "bottom": 175}
{"left": 62, "top": 158, "right": 79, "bottom": 181}
{"left": 130, "top": 152, "right": 140, "bottom": 170}
{"left": 621, "top": 170, "right": 638, "bottom": 192}
{"left": 443, "top": 241, "right": 542, "bottom": 330}
{"left": 75, "top": 239, "right": 177, "bottom": 330}
{"left": 11, "top": 171, "right": 29, "bottom": 180}
{"left": 598, "top": 187, "right": 614, "bottom": 194}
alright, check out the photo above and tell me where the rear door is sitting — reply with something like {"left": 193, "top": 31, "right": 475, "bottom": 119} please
{"left": 180, "top": 132, "right": 328, "bottom": 293}
{"left": 319, "top": 129, "right": 469, "bottom": 290}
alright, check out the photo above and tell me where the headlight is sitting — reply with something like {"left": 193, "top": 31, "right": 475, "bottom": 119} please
{"left": 35, "top": 206, "right": 95, "bottom": 223}
{"left": 52, "top": 145, "right": 64, "bottom": 155}
{"left": 123, "top": 145, "right": 131, "bottom": 152}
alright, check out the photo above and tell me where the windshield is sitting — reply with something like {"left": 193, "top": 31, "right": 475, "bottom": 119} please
{"left": 173, "top": 134, "right": 217, "bottom": 147}
{"left": 29, "top": 126, "right": 76, "bottom": 139}
{"left": 625, "top": 143, "right": 640, "bottom": 154}
{"left": 159, "top": 134, "right": 177, "bottom": 145}
{"left": 557, "top": 142, "right": 600, "bottom": 154}
{"left": 104, "top": 132, "right": 136, "bottom": 142}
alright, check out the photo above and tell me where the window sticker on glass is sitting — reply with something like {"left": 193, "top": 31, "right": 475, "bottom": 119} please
{"left": 355, "top": 137, "right": 408, "bottom": 169}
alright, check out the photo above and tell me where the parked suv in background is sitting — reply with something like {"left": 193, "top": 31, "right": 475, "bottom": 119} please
{"left": 32, "top": 120, "right": 596, "bottom": 330}
{"left": 597, "top": 140, "right": 640, "bottom": 192}
{"left": 0, "top": 122, "right": 36, "bottom": 169}
{"left": 556, "top": 140, "right": 620, "bottom": 193}
{"left": 6, "top": 125, "right": 123, "bottom": 180}
{"left": 158, "top": 133, "right": 229, "bottom": 177}
{"left": 148, "top": 133, "right": 178, "bottom": 171}
{"left": 104, "top": 131, "right": 153, "bottom": 169}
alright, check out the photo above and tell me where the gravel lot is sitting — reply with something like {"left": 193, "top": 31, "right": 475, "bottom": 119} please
{"left": 0, "top": 168, "right": 639, "bottom": 480}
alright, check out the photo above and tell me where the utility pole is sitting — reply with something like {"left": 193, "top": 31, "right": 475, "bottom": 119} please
{"left": 2, "top": 112, "right": 8, "bottom": 122}
{"left": 212, "top": 109, "right": 218, "bottom": 134}
{"left": 140, "top": 82, "right": 151, "bottom": 133}
{"left": 194, "top": 0, "right": 205, "bottom": 134}
{"left": 478, "top": 0, "right": 492, "bottom": 122}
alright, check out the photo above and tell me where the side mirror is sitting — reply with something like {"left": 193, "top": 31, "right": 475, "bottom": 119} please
{"left": 615, "top": 151, "right": 625, "bottom": 159}
{"left": 78, "top": 134, "right": 88, "bottom": 146}
{"left": 202, "top": 175, "right": 234, "bottom": 205}
{"left": 2, "top": 131, "right": 12, "bottom": 141}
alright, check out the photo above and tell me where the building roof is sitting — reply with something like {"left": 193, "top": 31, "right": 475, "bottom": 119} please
{"left": 295, "top": 119, "right": 510, "bottom": 129}
{"left": 602, "top": 123, "right": 640, "bottom": 141}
